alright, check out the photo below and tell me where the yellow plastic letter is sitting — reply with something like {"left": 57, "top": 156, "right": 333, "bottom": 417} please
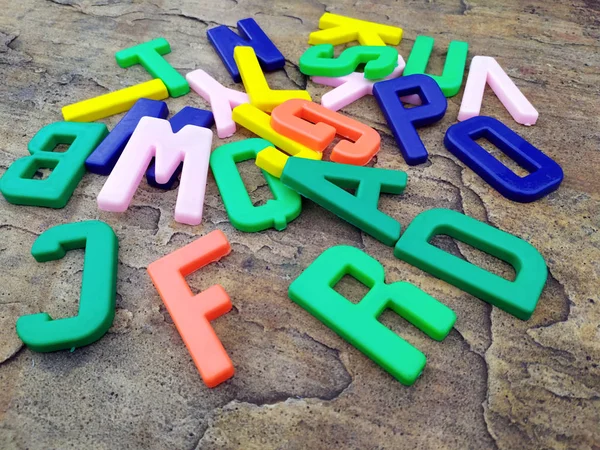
{"left": 232, "top": 103, "right": 321, "bottom": 177}
{"left": 234, "top": 47, "right": 311, "bottom": 113}
{"left": 308, "top": 13, "right": 403, "bottom": 47}
{"left": 62, "top": 79, "right": 168, "bottom": 122}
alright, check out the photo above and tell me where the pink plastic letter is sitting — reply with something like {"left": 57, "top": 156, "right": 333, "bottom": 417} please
{"left": 311, "top": 57, "right": 420, "bottom": 111}
{"left": 186, "top": 69, "right": 249, "bottom": 138}
{"left": 97, "top": 116, "right": 213, "bottom": 225}
{"left": 458, "top": 56, "right": 538, "bottom": 126}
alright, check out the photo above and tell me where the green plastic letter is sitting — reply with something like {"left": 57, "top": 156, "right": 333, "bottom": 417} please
{"left": 280, "top": 158, "right": 406, "bottom": 246}
{"left": 394, "top": 208, "right": 547, "bottom": 320}
{"left": 0, "top": 121, "right": 108, "bottom": 208}
{"left": 404, "top": 36, "right": 469, "bottom": 97}
{"left": 289, "top": 245, "right": 456, "bottom": 385}
{"left": 210, "top": 139, "right": 302, "bottom": 232}
{"left": 115, "top": 38, "right": 190, "bottom": 97}
{"left": 16, "top": 220, "right": 119, "bottom": 352}
{"left": 299, "top": 44, "right": 399, "bottom": 80}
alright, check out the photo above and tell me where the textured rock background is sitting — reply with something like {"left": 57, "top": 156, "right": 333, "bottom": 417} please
{"left": 0, "top": 1, "right": 599, "bottom": 449}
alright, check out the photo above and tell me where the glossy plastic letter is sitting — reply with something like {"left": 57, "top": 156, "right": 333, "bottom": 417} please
{"left": 289, "top": 245, "right": 456, "bottom": 385}
{"left": 444, "top": 116, "right": 563, "bottom": 202}
{"left": 207, "top": 18, "right": 285, "bottom": 82}
{"left": 186, "top": 69, "right": 249, "bottom": 138}
{"left": 312, "top": 56, "right": 421, "bottom": 111}
{"left": 0, "top": 122, "right": 108, "bottom": 208}
{"left": 280, "top": 158, "right": 407, "bottom": 246}
{"left": 271, "top": 99, "right": 380, "bottom": 165}
{"left": 308, "top": 13, "right": 403, "bottom": 46}
{"left": 210, "top": 139, "right": 301, "bottom": 232}
{"left": 85, "top": 98, "right": 169, "bottom": 175}
{"left": 404, "top": 36, "right": 469, "bottom": 97}
{"left": 232, "top": 103, "right": 322, "bottom": 178}
{"left": 373, "top": 74, "right": 447, "bottom": 165}
{"left": 299, "top": 44, "right": 398, "bottom": 80}
{"left": 147, "top": 230, "right": 234, "bottom": 387}
{"left": 61, "top": 79, "right": 168, "bottom": 122}
{"left": 234, "top": 46, "right": 311, "bottom": 113}
{"left": 458, "top": 56, "right": 538, "bottom": 126}
{"left": 115, "top": 38, "right": 189, "bottom": 97}
{"left": 97, "top": 117, "right": 213, "bottom": 225}
{"left": 146, "top": 106, "right": 215, "bottom": 190}
{"left": 394, "top": 208, "right": 548, "bottom": 320}
{"left": 16, "top": 221, "right": 118, "bottom": 352}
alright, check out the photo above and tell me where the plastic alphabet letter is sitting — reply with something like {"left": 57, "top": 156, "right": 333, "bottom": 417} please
{"left": 308, "top": 13, "right": 403, "bottom": 47}
{"left": 16, "top": 220, "right": 118, "bottom": 352}
{"left": 444, "top": 116, "right": 563, "bottom": 202}
{"left": 394, "top": 208, "right": 548, "bottom": 320}
{"left": 280, "top": 158, "right": 407, "bottom": 246}
{"left": 186, "top": 69, "right": 249, "bottom": 139}
{"left": 404, "top": 36, "right": 469, "bottom": 97}
{"left": 61, "top": 79, "right": 168, "bottom": 122}
{"left": 115, "top": 38, "right": 189, "bottom": 97}
{"left": 146, "top": 106, "right": 215, "bottom": 190}
{"left": 373, "top": 74, "right": 447, "bottom": 165}
{"left": 85, "top": 98, "right": 169, "bottom": 175}
{"left": 207, "top": 18, "right": 285, "bottom": 82}
{"left": 271, "top": 99, "right": 380, "bottom": 165}
{"left": 312, "top": 56, "right": 421, "bottom": 111}
{"left": 458, "top": 56, "right": 538, "bottom": 126}
{"left": 289, "top": 245, "right": 456, "bottom": 385}
{"left": 232, "top": 103, "right": 322, "bottom": 178}
{"left": 234, "top": 46, "right": 311, "bottom": 113}
{"left": 85, "top": 100, "right": 213, "bottom": 190}
{"left": 0, "top": 121, "right": 108, "bottom": 208}
{"left": 299, "top": 44, "right": 399, "bottom": 80}
{"left": 97, "top": 117, "right": 213, "bottom": 225}
{"left": 210, "top": 139, "right": 301, "bottom": 232}
{"left": 147, "top": 230, "right": 234, "bottom": 388}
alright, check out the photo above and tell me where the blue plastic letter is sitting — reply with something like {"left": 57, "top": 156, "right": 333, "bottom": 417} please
{"left": 207, "top": 18, "right": 285, "bottom": 83}
{"left": 444, "top": 116, "right": 563, "bottom": 202}
{"left": 85, "top": 99, "right": 169, "bottom": 175}
{"left": 373, "top": 74, "right": 447, "bottom": 165}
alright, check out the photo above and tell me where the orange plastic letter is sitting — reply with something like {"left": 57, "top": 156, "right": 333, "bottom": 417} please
{"left": 271, "top": 99, "right": 380, "bottom": 166}
{"left": 147, "top": 230, "right": 234, "bottom": 387}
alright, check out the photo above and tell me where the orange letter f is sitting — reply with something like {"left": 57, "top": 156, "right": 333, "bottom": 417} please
{"left": 147, "top": 230, "right": 234, "bottom": 387}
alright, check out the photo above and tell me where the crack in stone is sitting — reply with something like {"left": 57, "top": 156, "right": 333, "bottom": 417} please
{"left": 0, "top": 223, "right": 40, "bottom": 237}
{"left": 256, "top": 11, "right": 304, "bottom": 25}
{"left": 0, "top": 30, "right": 33, "bottom": 65}
{"left": 189, "top": 317, "right": 354, "bottom": 449}
{"left": 224, "top": 311, "right": 354, "bottom": 403}
{"left": 450, "top": 328, "right": 500, "bottom": 449}
{"left": 157, "top": 10, "right": 229, "bottom": 29}
{"left": 282, "top": 58, "right": 309, "bottom": 90}
{"left": 459, "top": 0, "right": 472, "bottom": 15}
{"left": 528, "top": 269, "right": 572, "bottom": 329}
{"left": 0, "top": 343, "right": 26, "bottom": 366}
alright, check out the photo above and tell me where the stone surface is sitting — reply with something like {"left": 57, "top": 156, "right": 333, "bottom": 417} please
{"left": 0, "top": 1, "right": 599, "bottom": 449}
